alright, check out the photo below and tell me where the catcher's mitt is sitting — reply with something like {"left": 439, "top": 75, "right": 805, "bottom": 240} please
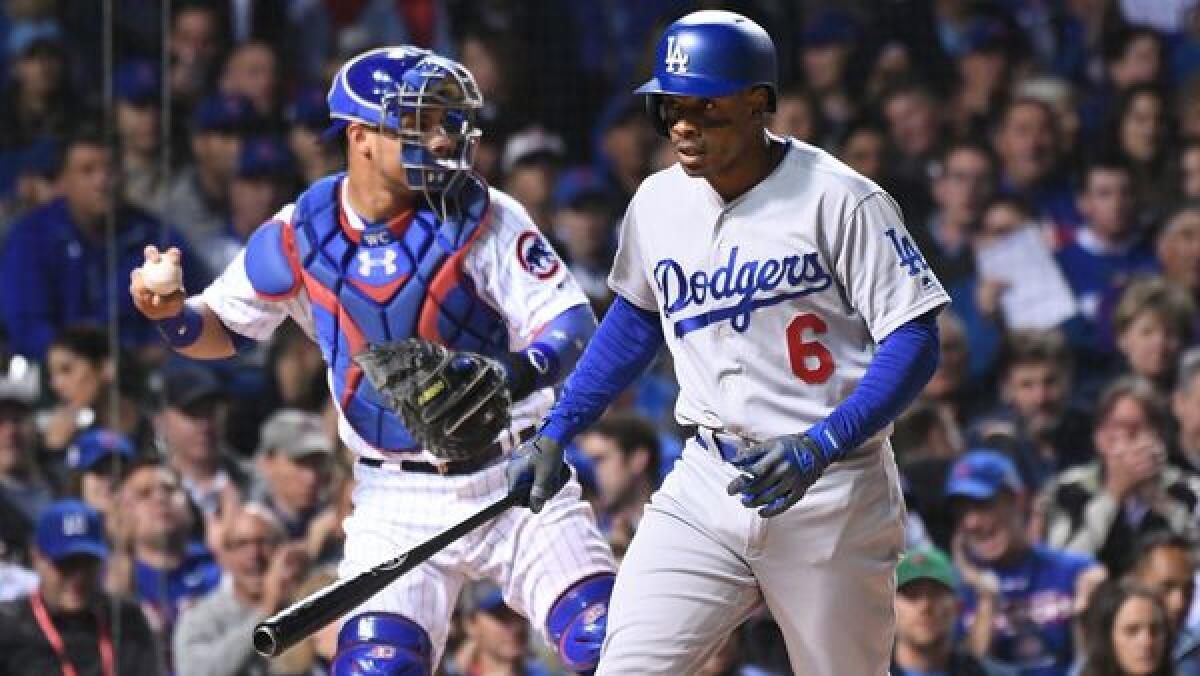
{"left": 354, "top": 339, "right": 512, "bottom": 461}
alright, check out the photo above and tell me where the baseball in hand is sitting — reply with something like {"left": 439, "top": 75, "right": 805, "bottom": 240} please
{"left": 141, "top": 258, "right": 183, "bottom": 295}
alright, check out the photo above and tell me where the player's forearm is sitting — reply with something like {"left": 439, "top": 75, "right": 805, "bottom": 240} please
{"left": 158, "top": 300, "right": 239, "bottom": 360}
{"left": 540, "top": 296, "right": 664, "bottom": 445}
{"left": 806, "top": 310, "right": 940, "bottom": 459}
{"left": 504, "top": 304, "right": 597, "bottom": 400}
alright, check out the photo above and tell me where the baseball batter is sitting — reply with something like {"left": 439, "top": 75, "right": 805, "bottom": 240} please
{"left": 130, "top": 48, "right": 614, "bottom": 674}
{"left": 507, "top": 11, "right": 950, "bottom": 675}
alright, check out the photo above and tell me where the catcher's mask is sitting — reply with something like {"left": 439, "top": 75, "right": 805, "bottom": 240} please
{"left": 379, "top": 55, "right": 483, "bottom": 207}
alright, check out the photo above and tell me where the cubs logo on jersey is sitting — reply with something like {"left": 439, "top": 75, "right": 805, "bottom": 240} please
{"left": 516, "top": 230, "right": 561, "bottom": 280}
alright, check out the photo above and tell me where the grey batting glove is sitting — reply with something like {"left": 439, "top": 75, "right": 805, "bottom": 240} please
{"left": 506, "top": 434, "right": 569, "bottom": 512}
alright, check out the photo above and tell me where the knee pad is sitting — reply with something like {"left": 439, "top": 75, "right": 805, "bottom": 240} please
{"left": 546, "top": 573, "right": 615, "bottom": 673}
{"left": 332, "top": 612, "right": 433, "bottom": 676}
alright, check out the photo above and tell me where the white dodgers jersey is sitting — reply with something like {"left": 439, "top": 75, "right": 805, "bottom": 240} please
{"left": 608, "top": 139, "right": 950, "bottom": 446}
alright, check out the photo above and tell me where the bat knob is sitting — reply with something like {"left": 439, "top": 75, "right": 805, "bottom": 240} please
{"left": 253, "top": 624, "right": 281, "bottom": 657}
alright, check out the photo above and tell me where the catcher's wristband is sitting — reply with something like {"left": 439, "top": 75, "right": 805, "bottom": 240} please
{"left": 156, "top": 305, "right": 204, "bottom": 349}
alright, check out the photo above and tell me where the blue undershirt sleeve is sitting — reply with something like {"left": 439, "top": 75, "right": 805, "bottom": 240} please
{"left": 540, "top": 296, "right": 665, "bottom": 445}
{"left": 807, "top": 309, "right": 941, "bottom": 460}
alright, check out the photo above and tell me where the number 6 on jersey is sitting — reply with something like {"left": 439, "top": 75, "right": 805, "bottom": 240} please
{"left": 786, "top": 312, "right": 834, "bottom": 384}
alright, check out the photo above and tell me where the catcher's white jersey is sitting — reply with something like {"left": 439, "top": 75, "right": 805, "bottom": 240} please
{"left": 200, "top": 188, "right": 587, "bottom": 462}
{"left": 608, "top": 138, "right": 950, "bottom": 447}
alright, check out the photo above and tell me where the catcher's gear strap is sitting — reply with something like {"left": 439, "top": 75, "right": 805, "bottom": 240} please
{"left": 807, "top": 309, "right": 940, "bottom": 462}
{"left": 546, "top": 573, "right": 614, "bottom": 673}
{"left": 540, "top": 296, "right": 664, "bottom": 446}
{"left": 333, "top": 612, "right": 432, "bottom": 675}
{"left": 504, "top": 303, "right": 596, "bottom": 401}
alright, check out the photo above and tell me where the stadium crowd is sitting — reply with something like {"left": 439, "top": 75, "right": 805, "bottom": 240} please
{"left": 2, "top": 0, "right": 1200, "bottom": 674}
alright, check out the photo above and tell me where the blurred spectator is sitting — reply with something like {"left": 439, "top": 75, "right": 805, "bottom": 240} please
{"left": 163, "top": 93, "right": 258, "bottom": 249}
{"left": 303, "top": 464, "right": 352, "bottom": 567}
{"left": 40, "top": 325, "right": 153, "bottom": 453}
{"left": 881, "top": 80, "right": 944, "bottom": 204}
{"left": 218, "top": 41, "right": 280, "bottom": 120}
{"left": 971, "top": 329, "right": 1093, "bottom": 490}
{"left": 1055, "top": 156, "right": 1158, "bottom": 325}
{"left": 0, "top": 138, "right": 60, "bottom": 236}
{"left": 991, "top": 98, "right": 1076, "bottom": 228}
{"left": 0, "top": 35, "right": 74, "bottom": 155}
{"left": 115, "top": 60, "right": 167, "bottom": 216}
{"left": 201, "top": 135, "right": 294, "bottom": 273}
{"left": 168, "top": 2, "right": 224, "bottom": 107}
{"left": 577, "top": 414, "right": 660, "bottom": 559}
{"left": 1079, "top": 26, "right": 1166, "bottom": 138}
{"left": 922, "top": 310, "right": 977, "bottom": 426}
{"left": 0, "top": 553, "right": 37, "bottom": 601}
{"left": 594, "top": 96, "right": 656, "bottom": 204}
{"left": 0, "top": 500, "right": 162, "bottom": 675}
{"left": 1017, "top": 77, "right": 1084, "bottom": 175}
{"left": 445, "top": 580, "right": 551, "bottom": 676}
{"left": 769, "top": 84, "right": 823, "bottom": 144}
{"left": 836, "top": 118, "right": 889, "bottom": 184}
{"left": 1111, "top": 277, "right": 1195, "bottom": 392}
{"left": 918, "top": 141, "right": 998, "bottom": 288}
{"left": 949, "top": 16, "right": 1020, "bottom": 139}
{"left": 1156, "top": 203, "right": 1200, "bottom": 309}
{"left": 891, "top": 546, "right": 1016, "bottom": 675}
{"left": 265, "top": 321, "right": 328, "bottom": 413}
{"left": 267, "top": 567, "right": 339, "bottom": 674}
{"left": 1179, "top": 142, "right": 1200, "bottom": 200}
{"left": 174, "top": 503, "right": 309, "bottom": 676}
{"left": 1172, "top": 348, "right": 1200, "bottom": 472}
{"left": 0, "top": 354, "right": 45, "bottom": 559}
{"left": 286, "top": 86, "right": 342, "bottom": 185}
{"left": 106, "top": 460, "right": 221, "bottom": 649}
{"left": 156, "top": 366, "right": 250, "bottom": 519}
{"left": 1126, "top": 533, "right": 1200, "bottom": 675}
{"left": 64, "top": 428, "right": 134, "bottom": 519}
{"left": 458, "top": 28, "right": 528, "bottom": 142}
{"left": 1039, "top": 377, "right": 1200, "bottom": 574}
{"left": 252, "top": 409, "right": 333, "bottom": 542}
{"left": 800, "top": 8, "right": 858, "bottom": 130}
{"left": 1109, "top": 85, "right": 1174, "bottom": 213}
{"left": 501, "top": 127, "right": 565, "bottom": 234}
{"left": 1078, "top": 579, "right": 1173, "bottom": 676}
{"left": 946, "top": 450, "right": 1103, "bottom": 675}
{"left": 0, "top": 132, "right": 208, "bottom": 360}
{"left": 551, "top": 167, "right": 618, "bottom": 308}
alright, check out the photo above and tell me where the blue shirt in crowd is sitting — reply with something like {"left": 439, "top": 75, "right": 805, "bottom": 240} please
{"left": 0, "top": 198, "right": 208, "bottom": 359}
{"left": 133, "top": 541, "right": 222, "bottom": 637}
{"left": 959, "top": 545, "right": 1095, "bottom": 676}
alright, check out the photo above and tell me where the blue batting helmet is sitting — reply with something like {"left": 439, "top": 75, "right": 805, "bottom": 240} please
{"left": 636, "top": 10, "right": 778, "bottom": 134}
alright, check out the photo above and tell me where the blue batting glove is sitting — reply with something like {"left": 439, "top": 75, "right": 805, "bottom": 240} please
{"left": 726, "top": 433, "right": 834, "bottom": 518}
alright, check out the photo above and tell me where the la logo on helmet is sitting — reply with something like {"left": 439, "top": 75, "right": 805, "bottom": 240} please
{"left": 665, "top": 35, "right": 689, "bottom": 74}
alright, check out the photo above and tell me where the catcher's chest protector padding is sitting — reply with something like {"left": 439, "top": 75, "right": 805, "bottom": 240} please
{"left": 289, "top": 174, "right": 508, "bottom": 452}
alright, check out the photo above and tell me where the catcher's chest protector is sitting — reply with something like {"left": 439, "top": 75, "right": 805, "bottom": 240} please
{"left": 290, "top": 174, "right": 507, "bottom": 452}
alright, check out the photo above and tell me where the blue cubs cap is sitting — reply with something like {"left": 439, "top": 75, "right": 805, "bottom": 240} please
{"left": 287, "top": 85, "right": 329, "bottom": 131}
{"left": 460, "top": 581, "right": 508, "bottom": 615}
{"left": 35, "top": 499, "right": 109, "bottom": 563}
{"left": 8, "top": 22, "right": 61, "bottom": 58}
{"left": 553, "top": 167, "right": 613, "bottom": 210}
{"left": 637, "top": 10, "right": 777, "bottom": 102}
{"left": 17, "top": 139, "right": 60, "bottom": 179}
{"left": 115, "top": 60, "right": 161, "bottom": 105}
{"left": 802, "top": 9, "right": 858, "bottom": 47}
{"left": 323, "top": 45, "right": 431, "bottom": 141}
{"left": 236, "top": 136, "right": 293, "bottom": 179}
{"left": 952, "top": 17, "right": 1014, "bottom": 57}
{"left": 66, "top": 428, "right": 135, "bottom": 472}
{"left": 945, "top": 450, "right": 1024, "bottom": 501}
{"left": 192, "top": 93, "right": 258, "bottom": 134}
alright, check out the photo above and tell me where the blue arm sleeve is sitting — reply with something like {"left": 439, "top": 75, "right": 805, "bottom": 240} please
{"left": 540, "top": 296, "right": 665, "bottom": 445}
{"left": 807, "top": 310, "right": 940, "bottom": 460}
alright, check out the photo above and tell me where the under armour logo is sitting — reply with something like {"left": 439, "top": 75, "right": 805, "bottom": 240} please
{"left": 357, "top": 249, "right": 398, "bottom": 276}
{"left": 62, "top": 513, "right": 87, "bottom": 536}
{"left": 665, "top": 35, "right": 689, "bottom": 74}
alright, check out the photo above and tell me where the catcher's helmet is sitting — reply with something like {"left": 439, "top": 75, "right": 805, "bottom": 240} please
{"left": 326, "top": 47, "right": 484, "bottom": 195}
{"left": 636, "top": 10, "right": 778, "bottom": 135}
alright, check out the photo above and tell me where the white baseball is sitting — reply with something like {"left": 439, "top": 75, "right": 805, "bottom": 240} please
{"left": 140, "top": 258, "right": 183, "bottom": 295}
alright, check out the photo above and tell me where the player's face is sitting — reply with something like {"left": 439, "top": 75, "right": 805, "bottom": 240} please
{"left": 956, "top": 492, "right": 1023, "bottom": 563}
{"left": 894, "top": 580, "right": 957, "bottom": 648}
{"left": 1135, "top": 547, "right": 1195, "bottom": 632}
{"left": 661, "top": 90, "right": 767, "bottom": 179}
{"left": 1002, "top": 361, "right": 1068, "bottom": 435}
{"left": 1119, "top": 311, "right": 1180, "bottom": 382}
{"left": 1111, "top": 596, "right": 1167, "bottom": 676}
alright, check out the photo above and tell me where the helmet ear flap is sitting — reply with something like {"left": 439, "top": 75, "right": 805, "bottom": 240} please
{"left": 644, "top": 94, "right": 670, "bottom": 137}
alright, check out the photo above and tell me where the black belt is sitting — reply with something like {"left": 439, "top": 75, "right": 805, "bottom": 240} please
{"left": 358, "top": 427, "right": 536, "bottom": 476}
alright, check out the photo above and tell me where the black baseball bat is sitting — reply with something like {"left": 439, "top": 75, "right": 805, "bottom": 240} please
{"left": 253, "top": 490, "right": 522, "bottom": 658}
